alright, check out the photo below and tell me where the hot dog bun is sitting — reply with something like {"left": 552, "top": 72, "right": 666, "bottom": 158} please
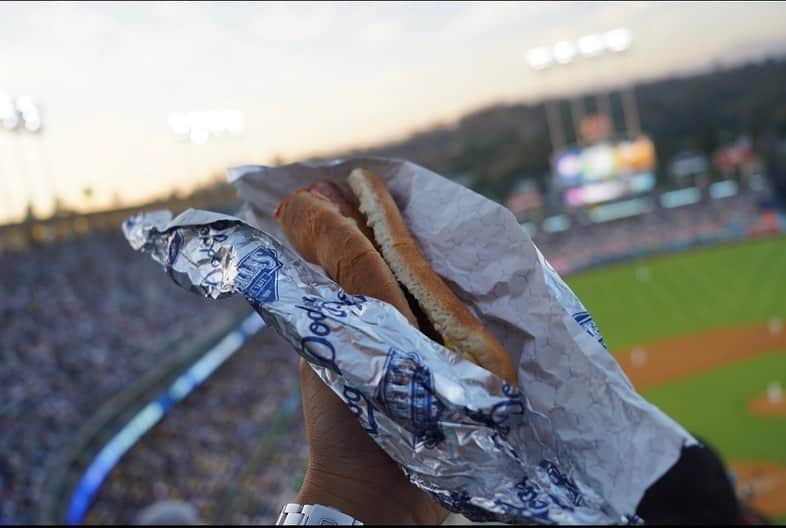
{"left": 348, "top": 168, "right": 517, "bottom": 384}
{"left": 275, "top": 187, "right": 419, "bottom": 327}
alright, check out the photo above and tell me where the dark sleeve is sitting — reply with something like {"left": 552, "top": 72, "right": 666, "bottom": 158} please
{"left": 636, "top": 438, "right": 739, "bottom": 525}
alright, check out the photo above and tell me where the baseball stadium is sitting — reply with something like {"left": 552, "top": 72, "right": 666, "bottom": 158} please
{"left": 3, "top": 2, "right": 786, "bottom": 526}
{"left": 569, "top": 236, "right": 786, "bottom": 523}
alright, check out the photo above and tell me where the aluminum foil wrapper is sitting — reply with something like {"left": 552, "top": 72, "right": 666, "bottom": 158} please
{"left": 123, "top": 158, "right": 693, "bottom": 525}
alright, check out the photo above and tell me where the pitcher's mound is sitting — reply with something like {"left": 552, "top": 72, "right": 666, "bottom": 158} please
{"left": 748, "top": 382, "right": 786, "bottom": 417}
{"left": 730, "top": 461, "right": 786, "bottom": 518}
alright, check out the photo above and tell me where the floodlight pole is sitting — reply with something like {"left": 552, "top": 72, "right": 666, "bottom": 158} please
{"left": 544, "top": 99, "right": 566, "bottom": 152}
{"left": 21, "top": 132, "right": 50, "bottom": 219}
{"left": 621, "top": 85, "right": 641, "bottom": 136}
{"left": 587, "top": 52, "right": 616, "bottom": 139}
{"left": 596, "top": 90, "right": 614, "bottom": 135}
{"left": 32, "top": 135, "right": 55, "bottom": 218}
{"left": 0, "top": 141, "right": 16, "bottom": 221}
{"left": 534, "top": 69, "right": 567, "bottom": 156}
{"left": 12, "top": 134, "right": 34, "bottom": 218}
{"left": 528, "top": 29, "right": 635, "bottom": 147}
{"left": 569, "top": 96, "right": 586, "bottom": 145}
{"left": 574, "top": 51, "right": 614, "bottom": 143}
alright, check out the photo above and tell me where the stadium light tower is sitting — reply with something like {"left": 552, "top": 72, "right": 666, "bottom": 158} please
{"left": 0, "top": 93, "right": 44, "bottom": 134}
{"left": 0, "top": 92, "right": 46, "bottom": 224}
{"left": 543, "top": 98, "right": 566, "bottom": 152}
{"left": 621, "top": 86, "right": 641, "bottom": 136}
{"left": 527, "top": 28, "right": 635, "bottom": 150}
{"left": 168, "top": 110, "right": 245, "bottom": 145}
{"left": 166, "top": 109, "right": 247, "bottom": 197}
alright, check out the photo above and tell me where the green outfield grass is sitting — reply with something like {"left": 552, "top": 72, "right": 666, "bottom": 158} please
{"left": 645, "top": 351, "right": 786, "bottom": 525}
{"left": 565, "top": 235, "right": 786, "bottom": 353}
{"left": 565, "top": 235, "right": 786, "bottom": 522}
{"left": 642, "top": 351, "right": 786, "bottom": 463}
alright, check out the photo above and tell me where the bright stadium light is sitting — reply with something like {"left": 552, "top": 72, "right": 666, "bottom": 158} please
{"left": 168, "top": 110, "right": 246, "bottom": 144}
{"left": 190, "top": 127, "right": 209, "bottom": 145}
{"left": 24, "top": 113, "right": 41, "bottom": 132}
{"left": 0, "top": 92, "right": 20, "bottom": 130}
{"left": 578, "top": 34, "right": 604, "bottom": 57}
{"left": 16, "top": 96, "right": 35, "bottom": 114}
{"left": 167, "top": 112, "right": 190, "bottom": 138}
{"left": 604, "top": 28, "right": 632, "bottom": 52}
{"left": 526, "top": 27, "right": 633, "bottom": 71}
{"left": 16, "top": 96, "right": 42, "bottom": 132}
{"left": 527, "top": 46, "right": 553, "bottom": 70}
{"left": 0, "top": 92, "right": 43, "bottom": 132}
{"left": 553, "top": 40, "right": 576, "bottom": 64}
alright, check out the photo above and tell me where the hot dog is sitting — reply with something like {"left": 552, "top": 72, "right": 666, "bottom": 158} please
{"left": 275, "top": 170, "right": 517, "bottom": 384}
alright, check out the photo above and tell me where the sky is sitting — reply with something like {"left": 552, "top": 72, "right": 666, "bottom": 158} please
{"left": 1, "top": 1, "right": 786, "bottom": 223}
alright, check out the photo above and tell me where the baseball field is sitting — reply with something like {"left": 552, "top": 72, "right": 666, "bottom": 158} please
{"left": 566, "top": 234, "right": 786, "bottom": 522}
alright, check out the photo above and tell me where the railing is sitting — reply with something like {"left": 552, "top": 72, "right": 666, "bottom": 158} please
{"left": 38, "top": 306, "right": 260, "bottom": 524}
{"left": 45, "top": 208, "right": 786, "bottom": 524}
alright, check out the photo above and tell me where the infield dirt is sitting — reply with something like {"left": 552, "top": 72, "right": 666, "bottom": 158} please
{"left": 615, "top": 323, "right": 786, "bottom": 519}
{"left": 616, "top": 323, "right": 786, "bottom": 391}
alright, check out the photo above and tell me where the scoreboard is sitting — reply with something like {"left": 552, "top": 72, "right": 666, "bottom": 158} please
{"left": 553, "top": 135, "right": 656, "bottom": 207}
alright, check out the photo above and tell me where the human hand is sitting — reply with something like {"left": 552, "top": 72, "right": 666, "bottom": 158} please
{"left": 295, "top": 359, "right": 448, "bottom": 525}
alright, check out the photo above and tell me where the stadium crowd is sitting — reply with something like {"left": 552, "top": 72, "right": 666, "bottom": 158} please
{"left": 85, "top": 329, "right": 304, "bottom": 525}
{"left": 1, "top": 185, "right": 781, "bottom": 525}
{"left": 226, "top": 413, "right": 308, "bottom": 525}
{"left": 0, "top": 231, "right": 241, "bottom": 524}
{"left": 534, "top": 191, "right": 772, "bottom": 274}
{"left": 79, "top": 190, "right": 779, "bottom": 524}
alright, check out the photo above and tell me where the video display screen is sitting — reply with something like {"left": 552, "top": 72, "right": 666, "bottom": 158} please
{"left": 553, "top": 135, "right": 656, "bottom": 206}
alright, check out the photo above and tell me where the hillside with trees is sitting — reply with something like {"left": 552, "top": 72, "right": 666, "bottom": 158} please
{"left": 336, "top": 57, "right": 786, "bottom": 202}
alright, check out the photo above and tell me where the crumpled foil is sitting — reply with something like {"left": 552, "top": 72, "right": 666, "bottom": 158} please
{"left": 123, "top": 158, "right": 693, "bottom": 525}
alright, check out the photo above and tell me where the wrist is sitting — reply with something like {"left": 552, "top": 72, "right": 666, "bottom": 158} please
{"left": 295, "top": 465, "right": 422, "bottom": 525}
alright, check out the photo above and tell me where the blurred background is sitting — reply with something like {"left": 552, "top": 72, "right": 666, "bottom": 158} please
{"left": 2, "top": 1, "right": 786, "bottom": 525}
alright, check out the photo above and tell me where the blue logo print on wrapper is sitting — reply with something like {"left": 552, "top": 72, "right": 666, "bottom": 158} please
{"left": 377, "top": 348, "right": 445, "bottom": 449}
{"left": 541, "top": 460, "right": 585, "bottom": 508}
{"left": 464, "top": 382, "right": 525, "bottom": 437}
{"left": 343, "top": 386, "right": 378, "bottom": 435}
{"left": 494, "top": 477, "right": 550, "bottom": 522}
{"left": 436, "top": 488, "right": 499, "bottom": 523}
{"left": 293, "top": 292, "right": 368, "bottom": 375}
{"left": 491, "top": 462, "right": 586, "bottom": 521}
{"left": 573, "top": 310, "right": 607, "bottom": 349}
{"left": 235, "top": 247, "right": 282, "bottom": 302}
